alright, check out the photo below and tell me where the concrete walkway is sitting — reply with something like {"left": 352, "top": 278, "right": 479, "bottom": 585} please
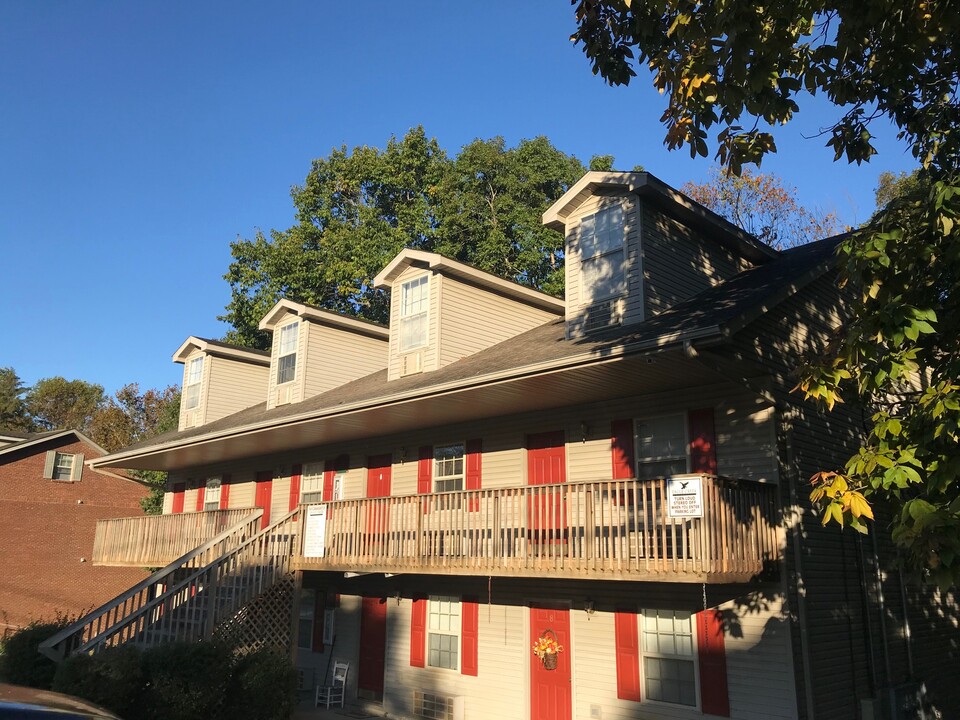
{"left": 291, "top": 699, "right": 387, "bottom": 720}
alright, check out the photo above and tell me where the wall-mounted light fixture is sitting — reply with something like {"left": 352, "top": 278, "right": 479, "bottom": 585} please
{"left": 398, "top": 447, "right": 407, "bottom": 464}
{"left": 580, "top": 422, "right": 589, "bottom": 444}
{"left": 584, "top": 598, "right": 596, "bottom": 615}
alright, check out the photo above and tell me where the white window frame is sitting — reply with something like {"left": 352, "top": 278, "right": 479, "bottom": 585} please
{"left": 203, "top": 476, "right": 221, "bottom": 511}
{"left": 433, "top": 443, "right": 465, "bottom": 494}
{"left": 52, "top": 452, "right": 75, "bottom": 481}
{"left": 427, "top": 595, "right": 461, "bottom": 671}
{"left": 301, "top": 462, "right": 325, "bottom": 504}
{"left": 183, "top": 356, "right": 204, "bottom": 411}
{"left": 298, "top": 587, "right": 317, "bottom": 650}
{"left": 639, "top": 609, "right": 700, "bottom": 709}
{"left": 634, "top": 413, "right": 689, "bottom": 480}
{"left": 399, "top": 274, "right": 430, "bottom": 353}
{"left": 579, "top": 203, "right": 626, "bottom": 304}
{"left": 276, "top": 321, "right": 300, "bottom": 386}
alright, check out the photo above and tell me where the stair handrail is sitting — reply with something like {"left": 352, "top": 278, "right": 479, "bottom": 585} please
{"left": 39, "top": 508, "right": 264, "bottom": 661}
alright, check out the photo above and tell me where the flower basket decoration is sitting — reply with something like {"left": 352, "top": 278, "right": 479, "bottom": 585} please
{"left": 533, "top": 629, "right": 563, "bottom": 670}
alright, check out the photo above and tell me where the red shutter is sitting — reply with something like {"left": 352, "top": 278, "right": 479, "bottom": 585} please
{"left": 410, "top": 598, "right": 427, "bottom": 667}
{"left": 465, "top": 439, "right": 482, "bottom": 512}
{"left": 418, "top": 446, "right": 433, "bottom": 513}
{"left": 461, "top": 598, "right": 479, "bottom": 676}
{"left": 219, "top": 475, "right": 231, "bottom": 509}
{"left": 312, "top": 590, "right": 325, "bottom": 652}
{"left": 323, "top": 459, "right": 336, "bottom": 502}
{"left": 615, "top": 610, "right": 642, "bottom": 701}
{"left": 171, "top": 483, "right": 186, "bottom": 513}
{"left": 611, "top": 419, "right": 635, "bottom": 479}
{"left": 688, "top": 408, "right": 718, "bottom": 474}
{"left": 289, "top": 464, "right": 302, "bottom": 511}
{"left": 697, "top": 610, "right": 730, "bottom": 716}
{"left": 195, "top": 485, "right": 205, "bottom": 512}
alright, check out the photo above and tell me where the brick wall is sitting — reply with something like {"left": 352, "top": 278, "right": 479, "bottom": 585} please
{"left": 0, "top": 436, "right": 148, "bottom": 634}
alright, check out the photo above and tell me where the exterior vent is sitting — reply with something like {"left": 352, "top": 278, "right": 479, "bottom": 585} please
{"left": 583, "top": 299, "right": 623, "bottom": 334}
{"left": 413, "top": 691, "right": 463, "bottom": 720}
{"left": 182, "top": 410, "right": 199, "bottom": 429}
{"left": 276, "top": 384, "right": 293, "bottom": 406}
{"left": 401, "top": 351, "right": 423, "bottom": 377}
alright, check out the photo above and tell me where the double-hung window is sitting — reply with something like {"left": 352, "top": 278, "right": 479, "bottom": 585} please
{"left": 635, "top": 414, "right": 688, "bottom": 480}
{"left": 277, "top": 321, "right": 299, "bottom": 385}
{"left": 301, "top": 462, "right": 325, "bottom": 504}
{"left": 52, "top": 452, "right": 75, "bottom": 481}
{"left": 427, "top": 596, "right": 460, "bottom": 670}
{"left": 399, "top": 275, "right": 429, "bottom": 352}
{"left": 580, "top": 204, "right": 625, "bottom": 303}
{"left": 434, "top": 444, "right": 464, "bottom": 493}
{"left": 203, "top": 477, "right": 221, "bottom": 511}
{"left": 183, "top": 357, "right": 203, "bottom": 411}
{"left": 641, "top": 609, "right": 697, "bottom": 706}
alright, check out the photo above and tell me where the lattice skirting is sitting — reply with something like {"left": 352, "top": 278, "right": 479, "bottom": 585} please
{"left": 214, "top": 571, "right": 296, "bottom": 654}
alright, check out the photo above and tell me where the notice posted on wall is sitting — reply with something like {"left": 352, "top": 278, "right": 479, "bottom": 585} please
{"left": 667, "top": 476, "right": 704, "bottom": 518}
{"left": 303, "top": 504, "right": 327, "bottom": 558}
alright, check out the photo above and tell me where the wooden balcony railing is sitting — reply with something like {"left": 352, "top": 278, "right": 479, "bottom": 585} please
{"left": 92, "top": 508, "right": 259, "bottom": 567}
{"left": 294, "top": 475, "right": 780, "bottom": 582}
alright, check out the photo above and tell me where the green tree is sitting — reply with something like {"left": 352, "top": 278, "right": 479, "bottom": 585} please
{"left": 571, "top": 0, "right": 960, "bottom": 585}
{"left": 874, "top": 170, "right": 923, "bottom": 213}
{"left": 25, "top": 377, "right": 105, "bottom": 433}
{"left": 682, "top": 167, "right": 840, "bottom": 249}
{"left": 0, "top": 367, "right": 33, "bottom": 432}
{"left": 221, "top": 128, "right": 585, "bottom": 347}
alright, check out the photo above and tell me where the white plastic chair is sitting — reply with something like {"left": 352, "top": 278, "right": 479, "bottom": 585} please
{"left": 315, "top": 660, "right": 349, "bottom": 709}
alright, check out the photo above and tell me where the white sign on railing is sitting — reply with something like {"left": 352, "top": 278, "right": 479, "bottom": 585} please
{"left": 667, "top": 476, "right": 704, "bottom": 518}
{"left": 303, "top": 505, "right": 328, "bottom": 558}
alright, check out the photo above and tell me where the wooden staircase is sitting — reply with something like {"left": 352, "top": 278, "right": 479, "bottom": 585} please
{"left": 39, "top": 508, "right": 300, "bottom": 661}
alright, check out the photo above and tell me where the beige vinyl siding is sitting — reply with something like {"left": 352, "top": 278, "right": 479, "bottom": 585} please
{"left": 437, "top": 275, "right": 559, "bottom": 369}
{"left": 204, "top": 355, "right": 268, "bottom": 423}
{"left": 302, "top": 323, "right": 387, "bottom": 399}
{"left": 178, "top": 349, "right": 210, "bottom": 430}
{"left": 641, "top": 203, "right": 754, "bottom": 318}
{"left": 564, "top": 191, "right": 643, "bottom": 337}
{"left": 388, "top": 266, "right": 440, "bottom": 381}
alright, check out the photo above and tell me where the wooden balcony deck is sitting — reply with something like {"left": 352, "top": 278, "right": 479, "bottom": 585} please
{"left": 294, "top": 475, "right": 780, "bottom": 583}
{"left": 92, "top": 508, "right": 259, "bottom": 567}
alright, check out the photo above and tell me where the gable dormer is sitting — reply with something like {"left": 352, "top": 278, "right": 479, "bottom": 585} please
{"left": 374, "top": 250, "right": 564, "bottom": 381}
{"left": 543, "top": 171, "right": 778, "bottom": 338}
{"left": 173, "top": 337, "right": 270, "bottom": 430}
{"left": 259, "top": 299, "right": 389, "bottom": 409}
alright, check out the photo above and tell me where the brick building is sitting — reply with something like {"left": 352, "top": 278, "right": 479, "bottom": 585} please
{"left": 0, "top": 429, "right": 148, "bottom": 634}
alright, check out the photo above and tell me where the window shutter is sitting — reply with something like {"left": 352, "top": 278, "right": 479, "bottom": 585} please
{"left": 410, "top": 597, "right": 427, "bottom": 667}
{"left": 465, "top": 439, "right": 482, "bottom": 512}
{"left": 195, "top": 484, "right": 205, "bottom": 512}
{"left": 219, "top": 475, "right": 231, "bottom": 509}
{"left": 323, "top": 459, "right": 336, "bottom": 502}
{"left": 42, "top": 451, "right": 55, "bottom": 479}
{"left": 614, "top": 610, "right": 642, "bottom": 701}
{"left": 697, "top": 610, "right": 730, "bottom": 716}
{"left": 172, "top": 482, "right": 186, "bottom": 514}
{"left": 461, "top": 598, "right": 479, "bottom": 676}
{"left": 418, "top": 446, "right": 432, "bottom": 513}
{"left": 688, "top": 408, "right": 718, "bottom": 474}
{"left": 289, "top": 464, "right": 302, "bottom": 511}
{"left": 312, "top": 591, "right": 325, "bottom": 653}
{"left": 72, "top": 453, "right": 84, "bottom": 481}
{"left": 611, "top": 420, "right": 635, "bottom": 479}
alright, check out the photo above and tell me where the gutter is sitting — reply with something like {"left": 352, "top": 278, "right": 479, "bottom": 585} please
{"left": 92, "top": 324, "right": 723, "bottom": 469}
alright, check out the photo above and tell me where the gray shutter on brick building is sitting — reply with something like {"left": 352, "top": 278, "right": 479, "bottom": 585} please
{"left": 72, "top": 453, "right": 84, "bottom": 481}
{"left": 42, "top": 451, "right": 56, "bottom": 479}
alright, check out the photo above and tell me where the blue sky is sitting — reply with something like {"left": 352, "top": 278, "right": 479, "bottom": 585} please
{"left": 1, "top": 1, "right": 917, "bottom": 397}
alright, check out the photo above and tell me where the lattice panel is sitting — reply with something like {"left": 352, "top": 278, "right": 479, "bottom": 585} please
{"left": 214, "top": 572, "right": 296, "bottom": 654}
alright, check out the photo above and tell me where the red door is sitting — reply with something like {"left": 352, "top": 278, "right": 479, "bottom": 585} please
{"left": 365, "top": 454, "right": 392, "bottom": 538}
{"left": 527, "top": 431, "right": 566, "bottom": 542}
{"left": 358, "top": 596, "right": 387, "bottom": 699}
{"left": 255, "top": 471, "right": 273, "bottom": 530}
{"left": 171, "top": 483, "right": 186, "bottom": 514}
{"left": 530, "top": 607, "right": 572, "bottom": 720}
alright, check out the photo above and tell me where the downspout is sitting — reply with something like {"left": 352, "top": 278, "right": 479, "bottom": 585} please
{"left": 871, "top": 531, "right": 892, "bottom": 685}
{"left": 683, "top": 341, "right": 817, "bottom": 719}
{"left": 898, "top": 561, "right": 915, "bottom": 677}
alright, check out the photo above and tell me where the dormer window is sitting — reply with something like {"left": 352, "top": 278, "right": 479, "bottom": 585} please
{"left": 277, "top": 321, "right": 300, "bottom": 385}
{"left": 183, "top": 357, "right": 203, "bottom": 411}
{"left": 580, "top": 204, "right": 625, "bottom": 303}
{"left": 399, "top": 275, "right": 429, "bottom": 352}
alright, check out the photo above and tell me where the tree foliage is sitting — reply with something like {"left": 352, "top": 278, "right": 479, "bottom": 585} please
{"left": 221, "top": 127, "right": 586, "bottom": 348}
{"left": 682, "top": 167, "right": 840, "bottom": 248}
{"left": 0, "top": 367, "right": 32, "bottom": 432}
{"left": 571, "top": 0, "right": 960, "bottom": 585}
{"left": 25, "top": 377, "right": 106, "bottom": 433}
